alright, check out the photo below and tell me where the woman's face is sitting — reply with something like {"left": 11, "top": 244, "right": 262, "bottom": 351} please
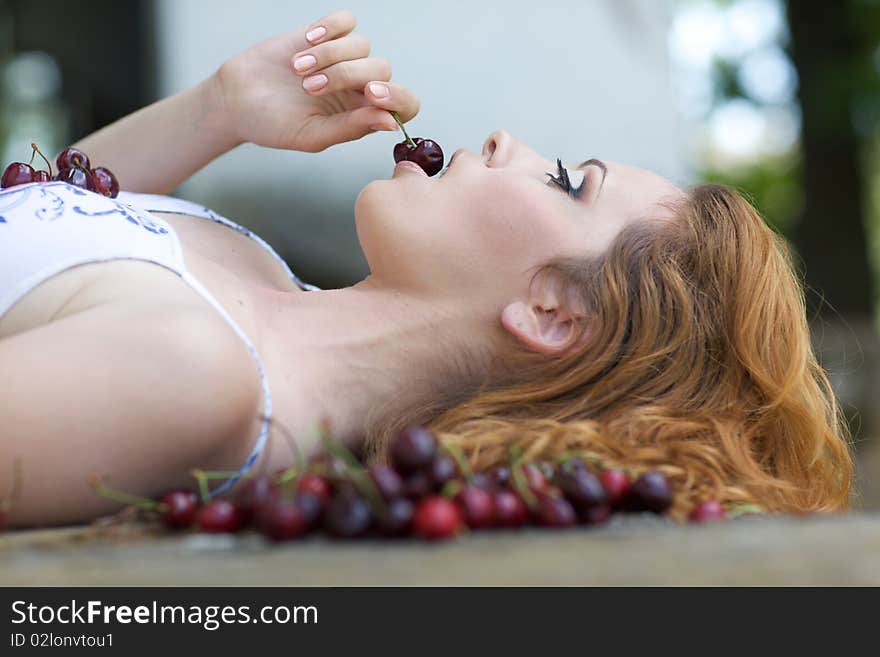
{"left": 355, "top": 130, "right": 683, "bottom": 307}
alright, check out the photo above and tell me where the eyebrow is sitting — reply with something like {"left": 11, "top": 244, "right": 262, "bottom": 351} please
{"left": 577, "top": 159, "right": 608, "bottom": 197}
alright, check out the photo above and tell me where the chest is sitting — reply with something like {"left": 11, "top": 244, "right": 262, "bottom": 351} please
{"left": 0, "top": 211, "right": 303, "bottom": 340}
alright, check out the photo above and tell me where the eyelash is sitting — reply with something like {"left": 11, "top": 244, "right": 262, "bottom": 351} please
{"left": 546, "top": 158, "right": 585, "bottom": 199}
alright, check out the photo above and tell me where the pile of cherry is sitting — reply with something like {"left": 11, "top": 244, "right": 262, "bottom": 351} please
{"left": 87, "top": 425, "right": 728, "bottom": 541}
{"left": 1, "top": 144, "right": 119, "bottom": 198}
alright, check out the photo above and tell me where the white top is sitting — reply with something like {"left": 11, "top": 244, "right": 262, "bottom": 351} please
{"left": 0, "top": 181, "right": 320, "bottom": 493}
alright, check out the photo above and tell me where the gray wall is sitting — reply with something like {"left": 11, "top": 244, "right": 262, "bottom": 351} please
{"left": 156, "top": 0, "right": 685, "bottom": 287}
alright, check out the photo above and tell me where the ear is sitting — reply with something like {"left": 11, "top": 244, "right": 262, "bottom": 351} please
{"left": 500, "top": 287, "right": 588, "bottom": 356}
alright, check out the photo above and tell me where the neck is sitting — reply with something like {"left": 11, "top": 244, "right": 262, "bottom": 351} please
{"left": 255, "top": 277, "right": 492, "bottom": 463}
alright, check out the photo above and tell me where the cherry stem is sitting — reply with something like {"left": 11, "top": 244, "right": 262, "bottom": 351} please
{"left": 507, "top": 448, "right": 539, "bottom": 512}
{"left": 88, "top": 475, "right": 163, "bottom": 512}
{"left": 390, "top": 111, "right": 417, "bottom": 148}
{"left": 727, "top": 503, "right": 766, "bottom": 518}
{"left": 440, "top": 442, "right": 473, "bottom": 480}
{"left": 30, "top": 143, "right": 52, "bottom": 177}
{"left": 318, "top": 418, "right": 386, "bottom": 517}
{"left": 441, "top": 479, "right": 463, "bottom": 499}
{"left": 190, "top": 469, "right": 212, "bottom": 504}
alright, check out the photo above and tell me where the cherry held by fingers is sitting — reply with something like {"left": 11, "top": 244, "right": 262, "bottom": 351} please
{"left": 390, "top": 112, "right": 444, "bottom": 177}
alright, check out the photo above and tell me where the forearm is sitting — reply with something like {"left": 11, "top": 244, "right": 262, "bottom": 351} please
{"left": 71, "top": 74, "right": 241, "bottom": 195}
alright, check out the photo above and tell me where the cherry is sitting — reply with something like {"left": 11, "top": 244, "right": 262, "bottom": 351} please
{"left": 598, "top": 469, "right": 632, "bottom": 509}
{"left": 297, "top": 474, "right": 331, "bottom": 506}
{"left": 521, "top": 463, "right": 548, "bottom": 491}
{"left": 0, "top": 509, "right": 5, "bottom": 532}
{"left": 235, "top": 475, "right": 276, "bottom": 523}
{"left": 1, "top": 162, "right": 35, "bottom": 189}
{"left": 33, "top": 170, "right": 51, "bottom": 183}
{"left": 580, "top": 503, "right": 612, "bottom": 526}
{"left": 688, "top": 500, "right": 726, "bottom": 523}
{"left": 390, "top": 425, "right": 437, "bottom": 473}
{"left": 556, "top": 469, "right": 607, "bottom": 511}
{"left": 158, "top": 490, "right": 199, "bottom": 529}
{"left": 490, "top": 466, "right": 511, "bottom": 489}
{"left": 259, "top": 496, "right": 312, "bottom": 541}
{"left": 90, "top": 167, "right": 119, "bottom": 198}
{"left": 323, "top": 493, "right": 373, "bottom": 538}
{"left": 393, "top": 138, "right": 445, "bottom": 177}
{"left": 56, "top": 147, "right": 90, "bottom": 171}
{"left": 368, "top": 464, "right": 404, "bottom": 500}
{"left": 429, "top": 454, "right": 458, "bottom": 488}
{"left": 197, "top": 499, "right": 245, "bottom": 533}
{"left": 469, "top": 472, "right": 491, "bottom": 490}
{"left": 412, "top": 496, "right": 462, "bottom": 540}
{"left": 535, "top": 492, "right": 577, "bottom": 527}
{"left": 377, "top": 497, "right": 415, "bottom": 537}
{"left": 492, "top": 490, "right": 529, "bottom": 528}
{"left": 454, "top": 485, "right": 496, "bottom": 529}
{"left": 627, "top": 471, "right": 673, "bottom": 514}
{"left": 402, "top": 470, "right": 434, "bottom": 499}
{"left": 390, "top": 111, "right": 444, "bottom": 177}
{"left": 56, "top": 166, "right": 95, "bottom": 192}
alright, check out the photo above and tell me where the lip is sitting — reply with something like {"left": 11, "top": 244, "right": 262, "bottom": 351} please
{"left": 392, "top": 159, "right": 429, "bottom": 178}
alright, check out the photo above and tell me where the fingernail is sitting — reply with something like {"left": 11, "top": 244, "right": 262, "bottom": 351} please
{"left": 303, "top": 74, "right": 328, "bottom": 91}
{"left": 370, "top": 121, "right": 395, "bottom": 132}
{"left": 368, "top": 82, "right": 389, "bottom": 98}
{"left": 306, "top": 26, "right": 326, "bottom": 43}
{"left": 293, "top": 54, "right": 316, "bottom": 72}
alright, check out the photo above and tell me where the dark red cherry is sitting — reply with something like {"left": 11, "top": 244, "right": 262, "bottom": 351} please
{"left": 393, "top": 137, "right": 444, "bottom": 177}
{"left": 402, "top": 470, "right": 434, "bottom": 499}
{"left": 258, "top": 496, "right": 312, "bottom": 541}
{"left": 197, "top": 499, "right": 245, "bottom": 533}
{"left": 56, "top": 166, "right": 95, "bottom": 191}
{"left": 580, "top": 503, "right": 612, "bottom": 526}
{"left": 56, "top": 147, "right": 90, "bottom": 171}
{"left": 296, "top": 474, "right": 331, "bottom": 506}
{"left": 556, "top": 469, "right": 607, "bottom": 511}
{"left": 323, "top": 493, "right": 373, "bottom": 538}
{"left": 535, "top": 492, "right": 577, "bottom": 527}
{"left": 368, "top": 464, "right": 404, "bottom": 500}
{"left": 598, "top": 469, "right": 632, "bottom": 509}
{"left": 412, "top": 496, "right": 462, "bottom": 540}
{"left": 492, "top": 490, "right": 529, "bottom": 528}
{"left": 429, "top": 454, "right": 458, "bottom": 488}
{"left": 688, "top": 500, "right": 726, "bottom": 523}
{"left": 627, "top": 471, "right": 673, "bottom": 514}
{"left": 90, "top": 167, "right": 119, "bottom": 198}
{"left": 158, "top": 490, "right": 199, "bottom": 529}
{"left": 377, "top": 497, "right": 415, "bottom": 537}
{"left": 390, "top": 425, "right": 437, "bottom": 473}
{"left": 33, "top": 170, "right": 51, "bottom": 183}
{"left": 454, "top": 485, "right": 496, "bottom": 529}
{"left": 489, "top": 466, "right": 511, "bottom": 489}
{"left": 236, "top": 475, "right": 275, "bottom": 523}
{"left": 1, "top": 162, "right": 35, "bottom": 188}
{"left": 521, "top": 463, "right": 548, "bottom": 491}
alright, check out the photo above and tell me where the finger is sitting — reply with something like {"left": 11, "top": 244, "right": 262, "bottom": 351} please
{"left": 303, "top": 10, "right": 357, "bottom": 46}
{"left": 291, "top": 33, "right": 371, "bottom": 76}
{"left": 301, "top": 57, "right": 392, "bottom": 95}
{"left": 363, "top": 81, "right": 420, "bottom": 124}
{"left": 315, "top": 106, "right": 402, "bottom": 148}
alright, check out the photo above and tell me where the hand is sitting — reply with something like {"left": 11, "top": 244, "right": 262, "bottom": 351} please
{"left": 214, "top": 10, "right": 420, "bottom": 153}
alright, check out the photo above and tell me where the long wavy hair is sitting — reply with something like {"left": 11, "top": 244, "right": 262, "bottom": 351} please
{"left": 366, "top": 184, "right": 854, "bottom": 519}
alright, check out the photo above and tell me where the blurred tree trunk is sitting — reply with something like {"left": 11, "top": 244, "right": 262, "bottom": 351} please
{"left": 786, "top": 0, "right": 874, "bottom": 318}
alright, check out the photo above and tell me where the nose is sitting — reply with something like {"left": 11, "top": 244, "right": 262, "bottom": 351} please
{"left": 482, "top": 129, "right": 553, "bottom": 175}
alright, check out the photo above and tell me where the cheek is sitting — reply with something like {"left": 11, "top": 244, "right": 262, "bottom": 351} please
{"left": 460, "top": 179, "right": 574, "bottom": 270}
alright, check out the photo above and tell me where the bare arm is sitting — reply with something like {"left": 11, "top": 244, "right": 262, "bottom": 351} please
{"left": 68, "top": 10, "right": 421, "bottom": 197}
{"left": 71, "top": 74, "right": 239, "bottom": 195}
